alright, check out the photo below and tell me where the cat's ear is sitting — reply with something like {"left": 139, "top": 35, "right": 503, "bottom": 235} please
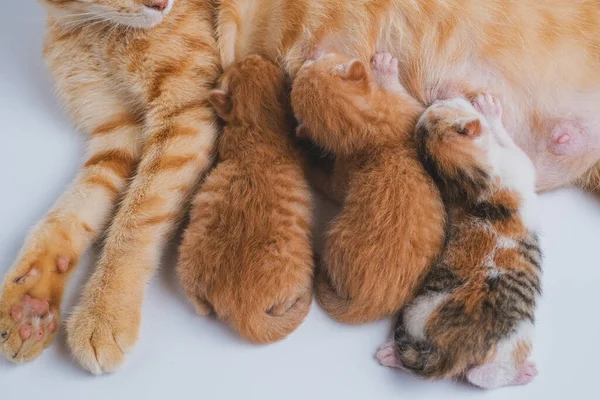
{"left": 341, "top": 59, "right": 368, "bottom": 81}
{"left": 209, "top": 89, "right": 233, "bottom": 120}
{"left": 454, "top": 117, "right": 482, "bottom": 137}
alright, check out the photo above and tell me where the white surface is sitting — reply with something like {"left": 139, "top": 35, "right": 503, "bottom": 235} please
{"left": 1, "top": 3, "right": 600, "bottom": 399}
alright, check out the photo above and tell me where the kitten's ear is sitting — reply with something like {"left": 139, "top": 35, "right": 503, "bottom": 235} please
{"left": 341, "top": 60, "right": 368, "bottom": 81}
{"left": 209, "top": 89, "right": 233, "bottom": 120}
{"left": 454, "top": 117, "right": 482, "bottom": 137}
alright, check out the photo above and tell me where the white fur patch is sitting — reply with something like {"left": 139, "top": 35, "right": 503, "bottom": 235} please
{"left": 403, "top": 292, "right": 449, "bottom": 341}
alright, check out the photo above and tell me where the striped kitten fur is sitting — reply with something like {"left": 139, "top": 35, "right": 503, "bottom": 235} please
{"left": 176, "top": 56, "right": 314, "bottom": 344}
{"left": 377, "top": 94, "right": 542, "bottom": 389}
{"left": 291, "top": 53, "right": 445, "bottom": 323}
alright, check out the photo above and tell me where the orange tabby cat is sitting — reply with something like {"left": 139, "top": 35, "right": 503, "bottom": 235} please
{"left": 3, "top": 0, "right": 600, "bottom": 374}
{"left": 291, "top": 52, "right": 445, "bottom": 323}
{"left": 177, "top": 55, "right": 313, "bottom": 344}
{"left": 0, "top": 0, "right": 220, "bottom": 373}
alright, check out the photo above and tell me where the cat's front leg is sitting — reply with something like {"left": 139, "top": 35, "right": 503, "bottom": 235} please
{"left": 66, "top": 48, "right": 220, "bottom": 375}
{"left": 0, "top": 108, "right": 141, "bottom": 363}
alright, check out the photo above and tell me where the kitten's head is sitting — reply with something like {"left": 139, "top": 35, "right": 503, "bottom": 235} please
{"left": 209, "top": 55, "right": 288, "bottom": 124}
{"left": 416, "top": 98, "right": 495, "bottom": 202}
{"left": 41, "top": 0, "right": 174, "bottom": 29}
{"left": 292, "top": 53, "right": 379, "bottom": 154}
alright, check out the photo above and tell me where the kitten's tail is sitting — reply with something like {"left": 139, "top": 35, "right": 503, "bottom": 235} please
{"left": 232, "top": 291, "right": 312, "bottom": 344}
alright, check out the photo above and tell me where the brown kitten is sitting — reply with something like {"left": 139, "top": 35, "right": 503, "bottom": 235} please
{"left": 291, "top": 53, "right": 445, "bottom": 323}
{"left": 377, "top": 94, "right": 542, "bottom": 389}
{"left": 176, "top": 55, "right": 314, "bottom": 344}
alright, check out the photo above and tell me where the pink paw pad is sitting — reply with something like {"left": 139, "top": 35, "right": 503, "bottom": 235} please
{"left": 513, "top": 362, "right": 538, "bottom": 385}
{"left": 10, "top": 294, "right": 55, "bottom": 341}
{"left": 550, "top": 120, "right": 588, "bottom": 155}
{"left": 376, "top": 342, "right": 402, "bottom": 369}
{"left": 56, "top": 257, "right": 71, "bottom": 273}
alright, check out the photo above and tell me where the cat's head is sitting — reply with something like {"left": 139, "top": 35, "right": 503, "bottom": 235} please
{"left": 41, "top": 0, "right": 174, "bottom": 29}
{"left": 416, "top": 97, "right": 496, "bottom": 202}
{"left": 208, "top": 55, "right": 287, "bottom": 124}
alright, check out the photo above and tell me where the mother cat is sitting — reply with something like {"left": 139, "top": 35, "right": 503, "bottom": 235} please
{"left": 1, "top": 0, "right": 599, "bottom": 374}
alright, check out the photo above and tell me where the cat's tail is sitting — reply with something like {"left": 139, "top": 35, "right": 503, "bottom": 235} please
{"left": 232, "top": 291, "right": 312, "bottom": 344}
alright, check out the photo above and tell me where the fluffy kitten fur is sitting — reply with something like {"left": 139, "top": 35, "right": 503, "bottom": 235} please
{"left": 377, "top": 94, "right": 541, "bottom": 389}
{"left": 176, "top": 56, "right": 313, "bottom": 343}
{"left": 3, "top": 0, "right": 600, "bottom": 374}
{"left": 291, "top": 53, "right": 445, "bottom": 323}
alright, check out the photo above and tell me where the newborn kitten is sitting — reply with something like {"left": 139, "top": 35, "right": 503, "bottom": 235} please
{"left": 291, "top": 53, "right": 445, "bottom": 323}
{"left": 177, "top": 55, "right": 314, "bottom": 344}
{"left": 376, "top": 94, "right": 542, "bottom": 389}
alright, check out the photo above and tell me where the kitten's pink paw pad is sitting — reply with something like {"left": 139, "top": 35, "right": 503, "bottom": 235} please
{"left": 473, "top": 93, "right": 502, "bottom": 121}
{"left": 513, "top": 362, "right": 538, "bottom": 385}
{"left": 376, "top": 342, "right": 402, "bottom": 368}
{"left": 550, "top": 120, "right": 588, "bottom": 155}
{"left": 372, "top": 53, "right": 399, "bottom": 81}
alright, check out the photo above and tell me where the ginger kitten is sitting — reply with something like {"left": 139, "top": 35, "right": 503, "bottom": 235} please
{"left": 377, "top": 94, "right": 541, "bottom": 389}
{"left": 291, "top": 53, "right": 445, "bottom": 323}
{"left": 176, "top": 55, "right": 314, "bottom": 344}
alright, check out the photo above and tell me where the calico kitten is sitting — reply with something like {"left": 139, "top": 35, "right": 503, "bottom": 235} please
{"left": 291, "top": 53, "right": 445, "bottom": 323}
{"left": 176, "top": 55, "right": 314, "bottom": 344}
{"left": 376, "top": 94, "right": 542, "bottom": 389}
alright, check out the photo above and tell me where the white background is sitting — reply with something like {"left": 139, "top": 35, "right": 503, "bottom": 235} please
{"left": 1, "top": 3, "right": 599, "bottom": 399}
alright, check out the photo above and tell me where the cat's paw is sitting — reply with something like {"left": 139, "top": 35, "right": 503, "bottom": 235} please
{"left": 371, "top": 53, "right": 401, "bottom": 91}
{"left": 0, "top": 230, "right": 74, "bottom": 363}
{"left": 376, "top": 342, "right": 402, "bottom": 368}
{"left": 473, "top": 93, "right": 502, "bottom": 123}
{"left": 550, "top": 120, "right": 589, "bottom": 155}
{"left": 0, "top": 294, "right": 58, "bottom": 363}
{"left": 67, "top": 299, "right": 140, "bottom": 375}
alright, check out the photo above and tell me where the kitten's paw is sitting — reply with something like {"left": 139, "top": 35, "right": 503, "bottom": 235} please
{"left": 371, "top": 53, "right": 401, "bottom": 91}
{"left": 67, "top": 299, "right": 140, "bottom": 375}
{"left": 376, "top": 342, "right": 402, "bottom": 368}
{"left": 512, "top": 361, "right": 538, "bottom": 385}
{"left": 473, "top": 93, "right": 502, "bottom": 123}
{"left": 550, "top": 120, "right": 589, "bottom": 155}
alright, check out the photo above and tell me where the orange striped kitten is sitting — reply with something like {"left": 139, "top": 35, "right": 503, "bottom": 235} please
{"left": 177, "top": 55, "right": 314, "bottom": 344}
{"left": 291, "top": 53, "right": 445, "bottom": 323}
{"left": 377, "top": 94, "right": 541, "bottom": 389}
